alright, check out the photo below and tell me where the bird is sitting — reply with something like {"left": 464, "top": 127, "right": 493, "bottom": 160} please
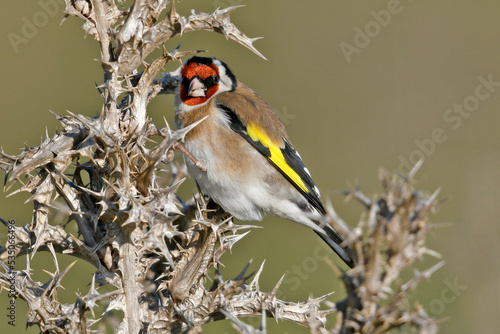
{"left": 173, "top": 56, "right": 356, "bottom": 268}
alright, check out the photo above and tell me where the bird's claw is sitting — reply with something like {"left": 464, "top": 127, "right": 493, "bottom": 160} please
{"left": 196, "top": 160, "right": 207, "bottom": 172}
{"left": 165, "top": 147, "right": 175, "bottom": 163}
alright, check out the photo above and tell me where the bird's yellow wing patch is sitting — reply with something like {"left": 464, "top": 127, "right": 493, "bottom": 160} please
{"left": 246, "top": 123, "right": 308, "bottom": 193}
{"left": 217, "top": 103, "right": 325, "bottom": 214}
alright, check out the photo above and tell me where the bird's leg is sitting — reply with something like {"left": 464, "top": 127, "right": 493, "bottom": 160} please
{"left": 206, "top": 199, "right": 232, "bottom": 221}
{"left": 172, "top": 141, "right": 207, "bottom": 172}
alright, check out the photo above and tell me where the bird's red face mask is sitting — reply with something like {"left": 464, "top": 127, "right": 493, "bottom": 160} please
{"left": 180, "top": 62, "right": 220, "bottom": 106}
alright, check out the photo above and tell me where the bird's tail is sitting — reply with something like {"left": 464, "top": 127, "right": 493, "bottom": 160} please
{"left": 314, "top": 224, "right": 357, "bottom": 268}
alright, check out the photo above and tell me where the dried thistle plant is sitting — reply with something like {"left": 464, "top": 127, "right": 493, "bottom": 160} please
{"left": 0, "top": 1, "right": 444, "bottom": 333}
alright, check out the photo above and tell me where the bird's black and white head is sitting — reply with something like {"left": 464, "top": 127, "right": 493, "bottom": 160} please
{"left": 175, "top": 56, "right": 237, "bottom": 112}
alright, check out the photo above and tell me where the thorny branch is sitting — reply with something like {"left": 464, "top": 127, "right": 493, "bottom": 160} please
{"left": 0, "top": 1, "right": 443, "bottom": 333}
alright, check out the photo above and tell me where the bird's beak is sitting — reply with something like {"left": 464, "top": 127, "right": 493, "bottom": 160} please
{"left": 188, "top": 77, "right": 206, "bottom": 97}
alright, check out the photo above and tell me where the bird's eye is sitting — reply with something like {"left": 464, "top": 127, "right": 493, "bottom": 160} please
{"left": 202, "top": 75, "right": 219, "bottom": 88}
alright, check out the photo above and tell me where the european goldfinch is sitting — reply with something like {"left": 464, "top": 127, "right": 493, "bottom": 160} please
{"left": 174, "top": 56, "right": 356, "bottom": 268}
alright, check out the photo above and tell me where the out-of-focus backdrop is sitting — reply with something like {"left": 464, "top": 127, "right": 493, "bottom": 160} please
{"left": 1, "top": 1, "right": 499, "bottom": 333}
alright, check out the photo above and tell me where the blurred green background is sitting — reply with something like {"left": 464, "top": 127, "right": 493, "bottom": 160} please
{"left": 1, "top": 0, "right": 499, "bottom": 333}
